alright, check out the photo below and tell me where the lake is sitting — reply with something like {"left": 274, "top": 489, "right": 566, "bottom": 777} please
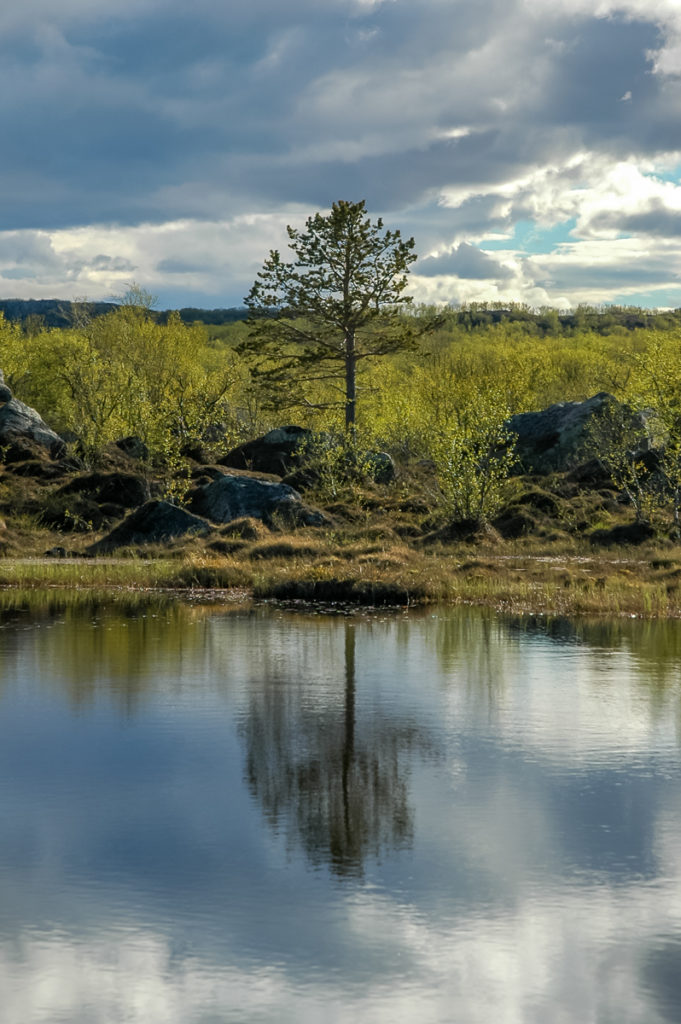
{"left": 0, "top": 593, "right": 680, "bottom": 1023}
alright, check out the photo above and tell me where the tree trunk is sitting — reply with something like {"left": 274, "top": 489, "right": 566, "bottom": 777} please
{"left": 345, "top": 329, "right": 356, "bottom": 433}
{"left": 342, "top": 623, "right": 356, "bottom": 844}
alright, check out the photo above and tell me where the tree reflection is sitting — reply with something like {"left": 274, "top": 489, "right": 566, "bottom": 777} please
{"left": 241, "top": 620, "right": 434, "bottom": 878}
{"left": 0, "top": 593, "right": 241, "bottom": 713}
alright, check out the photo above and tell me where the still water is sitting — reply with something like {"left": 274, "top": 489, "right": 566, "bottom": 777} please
{"left": 0, "top": 594, "right": 680, "bottom": 1023}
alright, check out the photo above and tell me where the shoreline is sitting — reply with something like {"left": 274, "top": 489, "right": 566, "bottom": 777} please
{"left": 0, "top": 545, "right": 678, "bottom": 619}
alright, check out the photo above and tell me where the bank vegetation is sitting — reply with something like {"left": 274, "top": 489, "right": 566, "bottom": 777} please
{"left": 3, "top": 294, "right": 681, "bottom": 617}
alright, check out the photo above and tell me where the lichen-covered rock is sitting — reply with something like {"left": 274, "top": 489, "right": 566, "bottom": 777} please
{"left": 87, "top": 500, "right": 211, "bottom": 553}
{"left": 0, "top": 394, "right": 65, "bottom": 458}
{"left": 193, "top": 472, "right": 328, "bottom": 527}
{"left": 506, "top": 393, "right": 652, "bottom": 475}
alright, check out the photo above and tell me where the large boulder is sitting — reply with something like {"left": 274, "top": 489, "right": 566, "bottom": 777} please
{"left": 87, "top": 500, "right": 211, "bottom": 553}
{"left": 220, "top": 426, "right": 312, "bottom": 476}
{"left": 192, "top": 472, "right": 328, "bottom": 527}
{"left": 41, "top": 471, "right": 152, "bottom": 533}
{"left": 506, "top": 393, "right": 652, "bottom": 476}
{"left": 0, "top": 388, "right": 66, "bottom": 459}
{"left": 223, "top": 425, "right": 396, "bottom": 488}
{"left": 58, "top": 471, "right": 151, "bottom": 509}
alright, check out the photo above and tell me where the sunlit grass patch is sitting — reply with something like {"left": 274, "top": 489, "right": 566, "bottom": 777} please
{"left": 0, "top": 557, "right": 180, "bottom": 590}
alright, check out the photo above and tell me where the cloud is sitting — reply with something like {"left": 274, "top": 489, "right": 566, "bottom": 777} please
{"left": 0, "top": 214, "right": 306, "bottom": 305}
{"left": 418, "top": 242, "right": 514, "bottom": 280}
{"left": 590, "top": 201, "right": 681, "bottom": 238}
{"left": 0, "top": 884, "right": 675, "bottom": 1024}
{"left": 0, "top": 0, "right": 680, "bottom": 303}
{"left": 1, "top": 605, "right": 680, "bottom": 1022}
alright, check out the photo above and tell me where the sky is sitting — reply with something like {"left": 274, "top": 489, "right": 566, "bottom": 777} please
{"left": 2, "top": 0, "right": 681, "bottom": 310}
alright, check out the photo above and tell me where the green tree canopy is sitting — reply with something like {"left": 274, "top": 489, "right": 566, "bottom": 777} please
{"left": 242, "top": 199, "right": 418, "bottom": 430}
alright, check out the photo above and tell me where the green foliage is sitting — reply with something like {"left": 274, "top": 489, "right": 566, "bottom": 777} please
{"left": 0, "top": 305, "right": 244, "bottom": 476}
{"left": 7, "top": 291, "right": 681, "bottom": 533}
{"left": 297, "top": 431, "right": 378, "bottom": 502}
{"left": 428, "top": 387, "right": 516, "bottom": 526}
{"left": 620, "top": 332, "right": 681, "bottom": 525}
{"left": 586, "top": 401, "right": 661, "bottom": 524}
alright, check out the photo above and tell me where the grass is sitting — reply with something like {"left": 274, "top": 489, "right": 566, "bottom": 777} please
{"left": 2, "top": 464, "right": 681, "bottom": 617}
{"left": 0, "top": 557, "right": 182, "bottom": 590}
{"left": 2, "top": 533, "right": 681, "bottom": 618}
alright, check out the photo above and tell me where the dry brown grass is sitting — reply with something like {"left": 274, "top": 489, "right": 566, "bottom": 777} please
{"left": 0, "top": 532, "right": 679, "bottom": 616}
{"left": 2, "top": 462, "right": 681, "bottom": 616}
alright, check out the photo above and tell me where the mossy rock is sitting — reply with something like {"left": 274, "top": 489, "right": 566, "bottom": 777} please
{"left": 589, "top": 522, "right": 656, "bottom": 546}
{"left": 58, "top": 471, "right": 151, "bottom": 509}
{"left": 492, "top": 509, "right": 537, "bottom": 539}
{"left": 514, "top": 489, "right": 560, "bottom": 515}
{"left": 39, "top": 492, "right": 110, "bottom": 532}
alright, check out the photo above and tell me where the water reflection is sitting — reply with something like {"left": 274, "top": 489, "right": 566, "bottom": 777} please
{"left": 0, "top": 593, "right": 249, "bottom": 712}
{"left": 0, "top": 594, "right": 679, "bottom": 1023}
{"left": 240, "top": 621, "right": 436, "bottom": 877}
{"left": 505, "top": 612, "right": 681, "bottom": 678}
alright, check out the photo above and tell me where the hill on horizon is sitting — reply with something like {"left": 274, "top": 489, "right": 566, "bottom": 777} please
{"left": 0, "top": 298, "right": 249, "bottom": 329}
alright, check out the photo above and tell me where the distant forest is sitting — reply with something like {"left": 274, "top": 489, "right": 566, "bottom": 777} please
{"left": 0, "top": 299, "right": 249, "bottom": 329}
{"left": 3, "top": 297, "right": 681, "bottom": 336}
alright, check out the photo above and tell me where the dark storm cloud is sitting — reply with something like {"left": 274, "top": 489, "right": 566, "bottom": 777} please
{"left": 156, "top": 257, "right": 206, "bottom": 274}
{"left": 419, "top": 242, "right": 513, "bottom": 280}
{"left": 535, "top": 17, "right": 662, "bottom": 139}
{"left": 0, "top": 1, "right": 677, "bottom": 232}
{"left": 586, "top": 199, "right": 681, "bottom": 238}
{"left": 1, "top": 1, "right": 680, "bottom": 304}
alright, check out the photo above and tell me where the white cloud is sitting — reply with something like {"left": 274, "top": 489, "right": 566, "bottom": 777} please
{"left": 0, "top": 213, "right": 310, "bottom": 305}
{"left": 0, "top": 877, "right": 675, "bottom": 1024}
{"left": 0, "top": 0, "right": 680, "bottom": 304}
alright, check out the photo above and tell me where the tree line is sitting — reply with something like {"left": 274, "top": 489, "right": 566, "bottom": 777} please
{"left": 2, "top": 200, "right": 681, "bottom": 529}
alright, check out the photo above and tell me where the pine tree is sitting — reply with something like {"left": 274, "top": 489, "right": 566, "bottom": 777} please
{"left": 242, "top": 200, "right": 418, "bottom": 431}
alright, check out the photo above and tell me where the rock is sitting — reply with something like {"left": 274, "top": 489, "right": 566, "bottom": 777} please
{"left": 0, "top": 369, "right": 11, "bottom": 404}
{"left": 114, "top": 436, "right": 150, "bottom": 461}
{"left": 365, "top": 450, "right": 396, "bottom": 484}
{"left": 566, "top": 457, "right": 615, "bottom": 488}
{"left": 589, "top": 521, "right": 656, "bottom": 546}
{"left": 87, "top": 500, "right": 211, "bottom": 554}
{"left": 58, "top": 471, "right": 150, "bottom": 509}
{"left": 0, "top": 396, "right": 65, "bottom": 458}
{"left": 220, "top": 425, "right": 313, "bottom": 476}
{"left": 0, "top": 437, "right": 40, "bottom": 464}
{"left": 223, "top": 426, "right": 396, "bottom": 488}
{"left": 192, "top": 472, "right": 328, "bottom": 527}
{"left": 40, "top": 472, "right": 151, "bottom": 533}
{"left": 505, "top": 393, "right": 648, "bottom": 476}
{"left": 44, "top": 546, "right": 69, "bottom": 558}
